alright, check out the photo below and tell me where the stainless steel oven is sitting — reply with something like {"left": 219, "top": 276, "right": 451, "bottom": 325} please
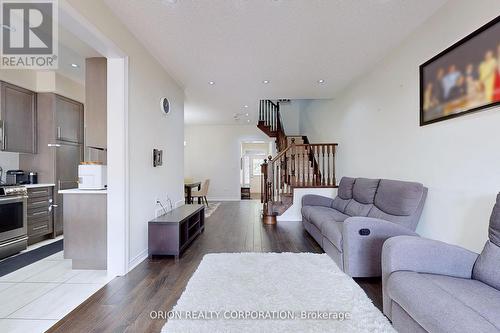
{"left": 0, "top": 186, "right": 28, "bottom": 259}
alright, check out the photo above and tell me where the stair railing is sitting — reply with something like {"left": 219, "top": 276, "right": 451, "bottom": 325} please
{"left": 261, "top": 140, "right": 338, "bottom": 217}
{"left": 258, "top": 100, "right": 287, "bottom": 152}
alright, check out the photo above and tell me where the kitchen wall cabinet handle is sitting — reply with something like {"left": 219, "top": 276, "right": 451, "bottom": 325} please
{"left": 48, "top": 143, "right": 61, "bottom": 147}
{"left": 57, "top": 126, "right": 61, "bottom": 139}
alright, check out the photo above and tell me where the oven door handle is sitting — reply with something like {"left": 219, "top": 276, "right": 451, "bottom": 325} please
{"left": 0, "top": 195, "right": 28, "bottom": 204}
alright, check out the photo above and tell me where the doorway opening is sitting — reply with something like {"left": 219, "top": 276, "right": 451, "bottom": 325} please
{"left": 240, "top": 141, "right": 272, "bottom": 200}
{"left": 59, "top": 3, "right": 129, "bottom": 277}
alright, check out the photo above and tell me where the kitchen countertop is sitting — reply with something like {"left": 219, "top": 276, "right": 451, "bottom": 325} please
{"left": 59, "top": 188, "right": 107, "bottom": 195}
{"left": 23, "top": 183, "right": 56, "bottom": 188}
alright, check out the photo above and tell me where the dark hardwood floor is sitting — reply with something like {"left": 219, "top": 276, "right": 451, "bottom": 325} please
{"left": 48, "top": 200, "right": 382, "bottom": 333}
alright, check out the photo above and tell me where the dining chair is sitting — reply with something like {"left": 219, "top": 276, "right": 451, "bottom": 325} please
{"left": 191, "top": 179, "right": 210, "bottom": 206}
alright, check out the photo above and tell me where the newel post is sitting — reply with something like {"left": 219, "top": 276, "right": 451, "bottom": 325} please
{"left": 261, "top": 158, "right": 268, "bottom": 204}
{"left": 266, "top": 155, "right": 273, "bottom": 205}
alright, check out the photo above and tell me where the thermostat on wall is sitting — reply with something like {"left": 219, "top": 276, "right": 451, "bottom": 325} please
{"left": 160, "top": 97, "right": 170, "bottom": 115}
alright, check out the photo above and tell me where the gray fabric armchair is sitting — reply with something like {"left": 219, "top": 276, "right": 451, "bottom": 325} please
{"left": 382, "top": 193, "right": 500, "bottom": 333}
{"left": 301, "top": 177, "right": 427, "bottom": 277}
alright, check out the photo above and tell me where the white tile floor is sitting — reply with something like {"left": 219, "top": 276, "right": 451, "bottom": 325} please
{"left": 0, "top": 251, "right": 112, "bottom": 333}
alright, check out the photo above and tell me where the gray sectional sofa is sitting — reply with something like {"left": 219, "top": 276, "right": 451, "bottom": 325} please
{"left": 301, "top": 177, "right": 427, "bottom": 277}
{"left": 382, "top": 193, "right": 500, "bottom": 333}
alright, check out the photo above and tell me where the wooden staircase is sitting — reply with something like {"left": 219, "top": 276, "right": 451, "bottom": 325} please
{"left": 257, "top": 100, "right": 338, "bottom": 224}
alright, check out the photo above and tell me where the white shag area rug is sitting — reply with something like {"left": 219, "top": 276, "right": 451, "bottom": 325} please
{"left": 162, "top": 253, "right": 395, "bottom": 333}
{"left": 204, "top": 202, "right": 220, "bottom": 218}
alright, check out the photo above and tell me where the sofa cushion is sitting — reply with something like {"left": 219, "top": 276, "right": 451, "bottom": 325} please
{"left": 388, "top": 271, "right": 500, "bottom": 332}
{"left": 344, "top": 200, "right": 373, "bottom": 217}
{"left": 337, "top": 177, "right": 355, "bottom": 200}
{"left": 352, "top": 178, "right": 380, "bottom": 204}
{"left": 321, "top": 221, "right": 343, "bottom": 251}
{"left": 301, "top": 206, "right": 349, "bottom": 230}
{"left": 374, "top": 179, "right": 424, "bottom": 216}
{"left": 489, "top": 193, "right": 500, "bottom": 246}
{"left": 301, "top": 205, "right": 316, "bottom": 221}
{"left": 331, "top": 197, "right": 350, "bottom": 213}
{"left": 472, "top": 241, "right": 500, "bottom": 291}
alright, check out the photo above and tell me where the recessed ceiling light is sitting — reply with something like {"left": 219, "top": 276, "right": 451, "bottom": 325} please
{"left": 244, "top": 105, "right": 249, "bottom": 108}
{"left": 208, "top": 81, "right": 215, "bottom": 85}
{"left": 262, "top": 80, "right": 270, "bottom": 84}
{"left": 247, "top": 119, "right": 250, "bottom": 123}
{"left": 318, "top": 79, "right": 325, "bottom": 84}
{"left": 71, "top": 63, "right": 79, "bottom": 68}
{"left": 245, "top": 113, "right": 249, "bottom": 117}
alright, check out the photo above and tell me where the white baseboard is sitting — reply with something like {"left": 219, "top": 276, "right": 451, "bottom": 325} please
{"left": 207, "top": 197, "right": 241, "bottom": 202}
{"left": 128, "top": 248, "right": 148, "bottom": 272}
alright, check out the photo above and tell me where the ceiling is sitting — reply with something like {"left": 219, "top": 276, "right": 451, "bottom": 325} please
{"left": 56, "top": 26, "right": 102, "bottom": 84}
{"left": 104, "top": 0, "right": 447, "bottom": 125}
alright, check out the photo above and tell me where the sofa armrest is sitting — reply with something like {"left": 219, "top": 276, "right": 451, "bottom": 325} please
{"left": 342, "top": 217, "right": 418, "bottom": 277}
{"left": 382, "top": 235, "right": 478, "bottom": 279}
{"left": 381, "top": 235, "right": 479, "bottom": 317}
{"left": 301, "top": 194, "right": 333, "bottom": 208}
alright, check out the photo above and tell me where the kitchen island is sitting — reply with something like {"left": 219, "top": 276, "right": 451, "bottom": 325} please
{"left": 59, "top": 188, "right": 107, "bottom": 269}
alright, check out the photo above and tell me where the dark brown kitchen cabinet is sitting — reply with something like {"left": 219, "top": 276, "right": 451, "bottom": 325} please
{"left": 26, "top": 186, "right": 55, "bottom": 245}
{"left": 19, "top": 93, "right": 84, "bottom": 236}
{"left": 55, "top": 95, "right": 84, "bottom": 143}
{"left": 0, "top": 81, "right": 37, "bottom": 153}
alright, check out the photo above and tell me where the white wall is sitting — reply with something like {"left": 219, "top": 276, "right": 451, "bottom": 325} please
{"left": 0, "top": 152, "right": 19, "bottom": 183}
{"left": 279, "top": 101, "right": 301, "bottom": 135}
{"left": 185, "top": 125, "right": 269, "bottom": 200}
{"left": 300, "top": 0, "right": 500, "bottom": 252}
{"left": 278, "top": 188, "right": 338, "bottom": 222}
{"left": 66, "top": 0, "right": 185, "bottom": 266}
{"left": 0, "top": 70, "right": 38, "bottom": 91}
{"left": 0, "top": 70, "right": 85, "bottom": 102}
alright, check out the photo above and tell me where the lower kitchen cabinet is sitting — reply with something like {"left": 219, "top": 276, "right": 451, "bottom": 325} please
{"left": 26, "top": 186, "right": 55, "bottom": 245}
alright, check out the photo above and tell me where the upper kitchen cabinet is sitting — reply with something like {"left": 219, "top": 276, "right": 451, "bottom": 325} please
{"left": 55, "top": 95, "right": 84, "bottom": 143}
{"left": 0, "top": 81, "right": 37, "bottom": 153}
{"left": 85, "top": 58, "right": 107, "bottom": 149}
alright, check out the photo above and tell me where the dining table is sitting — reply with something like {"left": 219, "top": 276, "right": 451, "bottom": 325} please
{"left": 184, "top": 181, "right": 202, "bottom": 204}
